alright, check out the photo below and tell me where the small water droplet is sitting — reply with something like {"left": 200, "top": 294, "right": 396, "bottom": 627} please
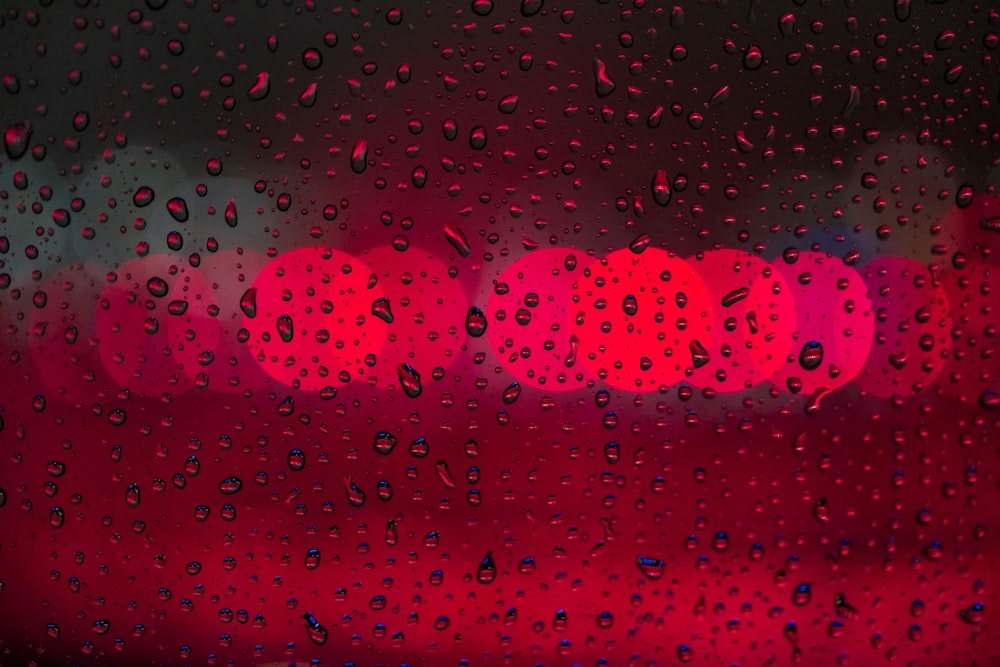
{"left": 636, "top": 556, "right": 664, "bottom": 579}
{"left": 476, "top": 551, "right": 497, "bottom": 583}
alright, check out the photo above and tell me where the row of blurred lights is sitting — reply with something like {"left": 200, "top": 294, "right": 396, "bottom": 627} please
{"left": 21, "top": 234, "right": 993, "bottom": 408}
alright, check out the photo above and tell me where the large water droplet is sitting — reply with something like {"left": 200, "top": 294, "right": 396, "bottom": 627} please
{"left": 351, "top": 139, "right": 368, "bottom": 174}
{"left": 444, "top": 223, "right": 471, "bottom": 257}
{"left": 276, "top": 315, "right": 294, "bottom": 343}
{"left": 166, "top": 197, "right": 189, "bottom": 223}
{"left": 240, "top": 288, "right": 257, "bottom": 318}
{"left": 397, "top": 363, "right": 422, "bottom": 397}
{"left": 219, "top": 476, "right": 243, "bottom": 495}
{"left": 302, "top": 612, "right": 328, "bottom": 645}
{"left": 466, "top": 306, "right": 487, "bottom": 337}
{"left": 371, "top": 297, "right": 393, "bottom": 323}
{"left": 248, "top": 71, "right": 270, "bottom": 100}
{"left": 374, "top": 431, "right": 398, "bottom": 455}
{"left": 652, "top": 169, "right": 672, "bottom": 206}
{"left": 799, "top": 341, "right": 823, "bottom": 371}
{"left": 593, "top": 58, "right": 616, "bottom": 97}
{"left": 3, "top": 122, "right": 32, "bottom": 159}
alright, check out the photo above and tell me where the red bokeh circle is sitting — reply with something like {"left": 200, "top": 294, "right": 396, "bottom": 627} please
{"left": 685, "top": 248, "right": 796, "bottom": 392}
{"left": 95, "top": 254, "right": 220, "bottom": 397}
{"left": 242, "top": 246, "right": 386, "bottom": 391}
{"left": 570, "top": 248, "right": 714, "bottom": 391}
{"left": 486, "top": 247, "right": 595, "bottom": 390}
{"left": 769, "top": 250, "right": 875, "bottom": 394}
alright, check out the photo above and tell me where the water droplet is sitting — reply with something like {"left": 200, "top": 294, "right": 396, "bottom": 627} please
{"left": 302, "top": 612, "right": 328, "bottom": 645}
{"left": 689, "top": 340, "right": 710, "bottom": 368}
{"left": 147, "top": 277, "right": 169, "bottom": 298}
{"left": 636, "top": 556, "right": 664, "bottom": 579}
{"left": 652, "top": 169, "right": 672, "bottom": 206}
{"left": 218, "top": 476, "right": 243, "bottom": 495}
{"left": 373, "top": 432, "right": 397, "bottom": 455}
{"left": 344, "top": 476, "right": 365, "bottom": 507}
{"left": 593, "top": 58, "right": 616, "bottom": 97}
{"left": 49, "top": 506, "right": 65, "bottom": 529}
{"left": 466, "top": 306, "right": 487, "bottom": 337}
{"left": 469, "top": 125, "right": 487, "bottom": 150}
{"left": 498, "top": 94, "right": 519, "bottom": 114}
{"left": 4, "top": 122, "right": 32, "bottom": 159}
{"left": 276, "top": 315, "right": 294, "bottom": 343}
{"left": 622, "top": 294, "right": 638, "bottom": 316}
{"left": 502, "top": 381, "right": 521, "bottom": 404}
{"left": 371, "top": 297, "right": 393, "bottom": 323}
{"left": 397, "top": 363, "right": 422, "bottom": 397}
{"left": 287, "top": 448, "right": 305, "bottom": 471}
{"left": 843, "top": 84, "right": 861, "bottom": 118}
{"left": 956, "top": 183, "right": 975, "bottom": 208}
{"left": 133, "top": 186, "right": 155, "bottom": 207}
{"left": 721, "top": 286, "right": 749, "bottom": 307}
{"left": 304, "top": 549, "right": 321, "bottom": 570}
{"left": 792, "top": 583, "right": 812, "bottom": 606}
{"left": 224, "top": 199, "right": 238, "bottom": 228}
{"left": 444, "top": 223, "right": 471, "bottom": 257}
{"left": 709, "top": 85, "right": 731, "bottom": 106}
{"left": 743, "top": 45, "right": 763, "bottom": 70}
{"left": 240, "top": 287, "right": 257, "bottom": 318}
{"left": 435, "top": 460, "right": 457, "bottom": 488}
{"left": 166, "top": 197, "right": 189, "bottom": 223}
{"left": 894, "top": 0, "right": 911, "bottom": 21}
{"left": 799, "top": 341, "right": 823, "bottom": 371}
{"left": 959, "top": 602, "right": 984, "bottom": 624}
{"left": 167, "top": 300, "right": 188, "bottom": 316}
{"left": 126, "top": 483, "right": 141, "bottom": 507}
{"left": 351, "top": 139, "right": 368, "bottom": 174}
{"left": 476, "top": 551, "right": 497, "bottom": 583}
{"left": 248, "top": 71, "right": 270, "bottom": 100}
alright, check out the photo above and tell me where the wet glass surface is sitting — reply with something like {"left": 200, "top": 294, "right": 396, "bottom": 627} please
{"left": 0, "top": 1, "right": 997, "bottom": 665}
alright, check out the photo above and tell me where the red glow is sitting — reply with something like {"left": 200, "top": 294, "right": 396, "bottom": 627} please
{"left": 242, "top": 247, "right": 386, "bottom": 391}
{"left": 360, "top": 245, "right": 468, "bottom": 389}
{"left": 857, "top": 256, "right": 952, "bottom": 398}
{"left": 570, "top": 248, "right": 714, "bottom": 391}
{"left": 95, "top": 255, "right": 220, "bottom": 397}
{"left": 685, "top": 248, "right": 796, "bottom": 393}
{"left": 487, "top": 247, "right": 594, "bottom": 390}
{"left": 769, "top": 251, "right": 875, "bottom": 394}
